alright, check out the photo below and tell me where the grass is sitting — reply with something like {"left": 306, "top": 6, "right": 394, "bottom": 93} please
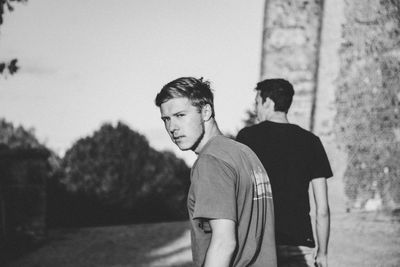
{"left": 2, "top": 221, "right": 193, "bottom": 267}
{"left": 2, "top": 211, "right": 400, "bottom": 267}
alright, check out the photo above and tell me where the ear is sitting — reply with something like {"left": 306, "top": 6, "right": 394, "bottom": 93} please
{"left": 264, "top": 97, "right": 274, "bottom": 110}
{"left": 201, "top": 104, "right": 213, "bottom": 121}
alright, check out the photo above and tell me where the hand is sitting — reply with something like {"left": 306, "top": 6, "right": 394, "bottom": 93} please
{"left": 315, "top": 253, "right": 327, "bottom": 267}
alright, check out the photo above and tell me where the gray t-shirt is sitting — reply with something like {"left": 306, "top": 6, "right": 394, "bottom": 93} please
{"left": 188, "top": 135, "right": 277, "bottom": 267}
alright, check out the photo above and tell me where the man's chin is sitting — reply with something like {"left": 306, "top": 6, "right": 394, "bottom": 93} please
{"left": 177, "top": 145, "right": 191, "bottom": 151}
{"left": 174, "top": 142, "right": 192, "bottom": 151}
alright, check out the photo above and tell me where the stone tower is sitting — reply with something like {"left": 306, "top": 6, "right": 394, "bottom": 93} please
{"left": 260, "top": 0, "right": 324, "bottom": 131}
{"left": 260, "top": 0, "right": 347, "bottom": 213}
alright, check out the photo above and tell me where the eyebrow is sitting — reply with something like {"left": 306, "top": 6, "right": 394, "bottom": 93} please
{"left": 161, "top": 110, "right": 185, "bottom": 121}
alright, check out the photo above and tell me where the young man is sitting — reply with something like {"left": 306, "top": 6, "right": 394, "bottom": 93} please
{"left": 155, "top": 77, "right": 277, "bottom": 267}
{"left": 236, "top": 79, "right": 333, "bottom": 267}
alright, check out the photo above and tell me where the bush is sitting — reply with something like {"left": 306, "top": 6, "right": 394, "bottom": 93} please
{"left": 47, "top": 122, "right": 190, "bottom": 227}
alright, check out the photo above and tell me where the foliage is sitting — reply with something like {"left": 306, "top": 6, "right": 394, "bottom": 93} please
{"left": 0, "top": 118, "right": 42, "bottom": 149}
{"left": 0, "top": 0, "right": 27, "bottom": 25}
{"left": 0, "top": 0, "right": 27, "bottom": 77}
{"left": 0, "top": 118, "right": 190, "bottom": 227}
{"left": 51, "top": 121, "right": 190, "bottom": 226}
{"left": 0, "top": 119, "right": 52, "bottom": 260}
{"left": 0, "top": 59, "right": 18, "bottom": 75}
{"left": 334, "top": 0, "right": 400, "bottom": 208}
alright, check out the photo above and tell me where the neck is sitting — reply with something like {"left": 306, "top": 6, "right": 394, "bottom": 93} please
{"left": 267, "top": 112, "right": 289, "bottom": 123}
{"left": 194, "top": 118, "right": 222, "bottom": 154}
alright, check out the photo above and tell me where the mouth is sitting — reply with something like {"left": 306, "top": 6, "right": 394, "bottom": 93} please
{"left": 173, "top": 136, "right": 184, "bottom": 142}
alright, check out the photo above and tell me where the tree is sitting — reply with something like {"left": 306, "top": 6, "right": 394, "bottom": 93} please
{"left": 59, "top": 121, "right": 190, "bottom": 224}
{"left": 0, "top": 118, "right": 42, "bottom": 148}
{"left": 0, "top": 0, "right": 27, "bottom": 76}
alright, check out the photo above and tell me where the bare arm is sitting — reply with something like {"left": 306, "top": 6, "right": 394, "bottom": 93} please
{"left": 311, "top": 177, "right": 330, "bottom": 267}
{"left": 203, "top": 219, "right": 237, "bottom": 267}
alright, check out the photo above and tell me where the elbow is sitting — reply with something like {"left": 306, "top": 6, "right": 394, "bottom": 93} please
{"left": 215, "top": 238, "right": 237, "bottom": 258}
{"left": 204, "top": 238, "right": 237, "bottom": 266}
{"left": 222, "top": 238, "right": 237, "bottom": 257}
{"left": 316, "top": 206, "right": 330, "bottom": 218}
{"left": 227, "top": 239, "right": 237, "bottom": 255}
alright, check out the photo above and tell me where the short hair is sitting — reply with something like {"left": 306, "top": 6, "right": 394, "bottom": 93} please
{"left": 155, "top": 77, "right": 215, "bottom": 117}
{"left": 255, "top": 79, "right": 294, "bottom": 113}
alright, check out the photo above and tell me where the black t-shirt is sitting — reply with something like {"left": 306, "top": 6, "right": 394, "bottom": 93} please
{"left": 237, "top": 120, "right": 333, "bottom": 247}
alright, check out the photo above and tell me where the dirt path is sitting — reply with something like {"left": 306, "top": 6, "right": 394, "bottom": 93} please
{"left": 329, "top": 211, "right": 400, "bottom": 267}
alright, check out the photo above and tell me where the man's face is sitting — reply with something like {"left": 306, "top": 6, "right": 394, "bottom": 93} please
{"left": 160, "top": 97, "right": 205, "bottom": 151}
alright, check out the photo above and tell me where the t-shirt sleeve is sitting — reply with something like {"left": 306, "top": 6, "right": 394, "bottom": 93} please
{"left": 310, "top": 137, "right": 333, "bottom": 179}
{"left": 192, "top": 155, "right": 237, "bottom": 222}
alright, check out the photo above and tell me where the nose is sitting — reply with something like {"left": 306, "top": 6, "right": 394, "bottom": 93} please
{"left": 167, "top": 118, "right": 178, "bottom": 135}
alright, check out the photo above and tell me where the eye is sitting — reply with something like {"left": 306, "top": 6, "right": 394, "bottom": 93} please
{"left": 176, "top": 113, "right": 185, "bottom": 118}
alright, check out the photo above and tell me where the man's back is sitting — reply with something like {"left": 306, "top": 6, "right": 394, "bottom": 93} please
{"left": 188, "top": 135, "right": 277, "bottom": 266}
{"left": 237, "top": 120, "right": 333, "bottom": 247}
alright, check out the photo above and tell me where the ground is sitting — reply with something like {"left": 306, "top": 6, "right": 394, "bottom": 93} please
{"left": 2, "top": 153, "right": 398, "bottom": 266}
{"left": 2, "top": 210, "right": 400, "bottom": 267}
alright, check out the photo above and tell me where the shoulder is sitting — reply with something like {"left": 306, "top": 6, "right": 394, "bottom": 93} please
{"left": 204, "top": 136, "right": 249, "bottom": 156}
{"left": 237, "top": 126, "right": 251, "bottom": 138}
{"left": 237, "top": 122, "right": 267, "bottom": 139}
{"left": 291, "top": 124, "right": 321, "bottom": 141}
{"left": 195, "top": 153, "right": 230, "bottom": 169}
{"left": 201, "top": 136, "right": 255, "bottom": 164}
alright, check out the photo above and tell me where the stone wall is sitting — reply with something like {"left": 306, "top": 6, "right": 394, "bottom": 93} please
{"left": 335, "top": 0, "right": 400, "bottom": 209}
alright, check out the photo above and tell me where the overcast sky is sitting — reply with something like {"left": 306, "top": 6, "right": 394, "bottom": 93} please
{"left": 0, "top": 0, "right": 264, "bottom": 164}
